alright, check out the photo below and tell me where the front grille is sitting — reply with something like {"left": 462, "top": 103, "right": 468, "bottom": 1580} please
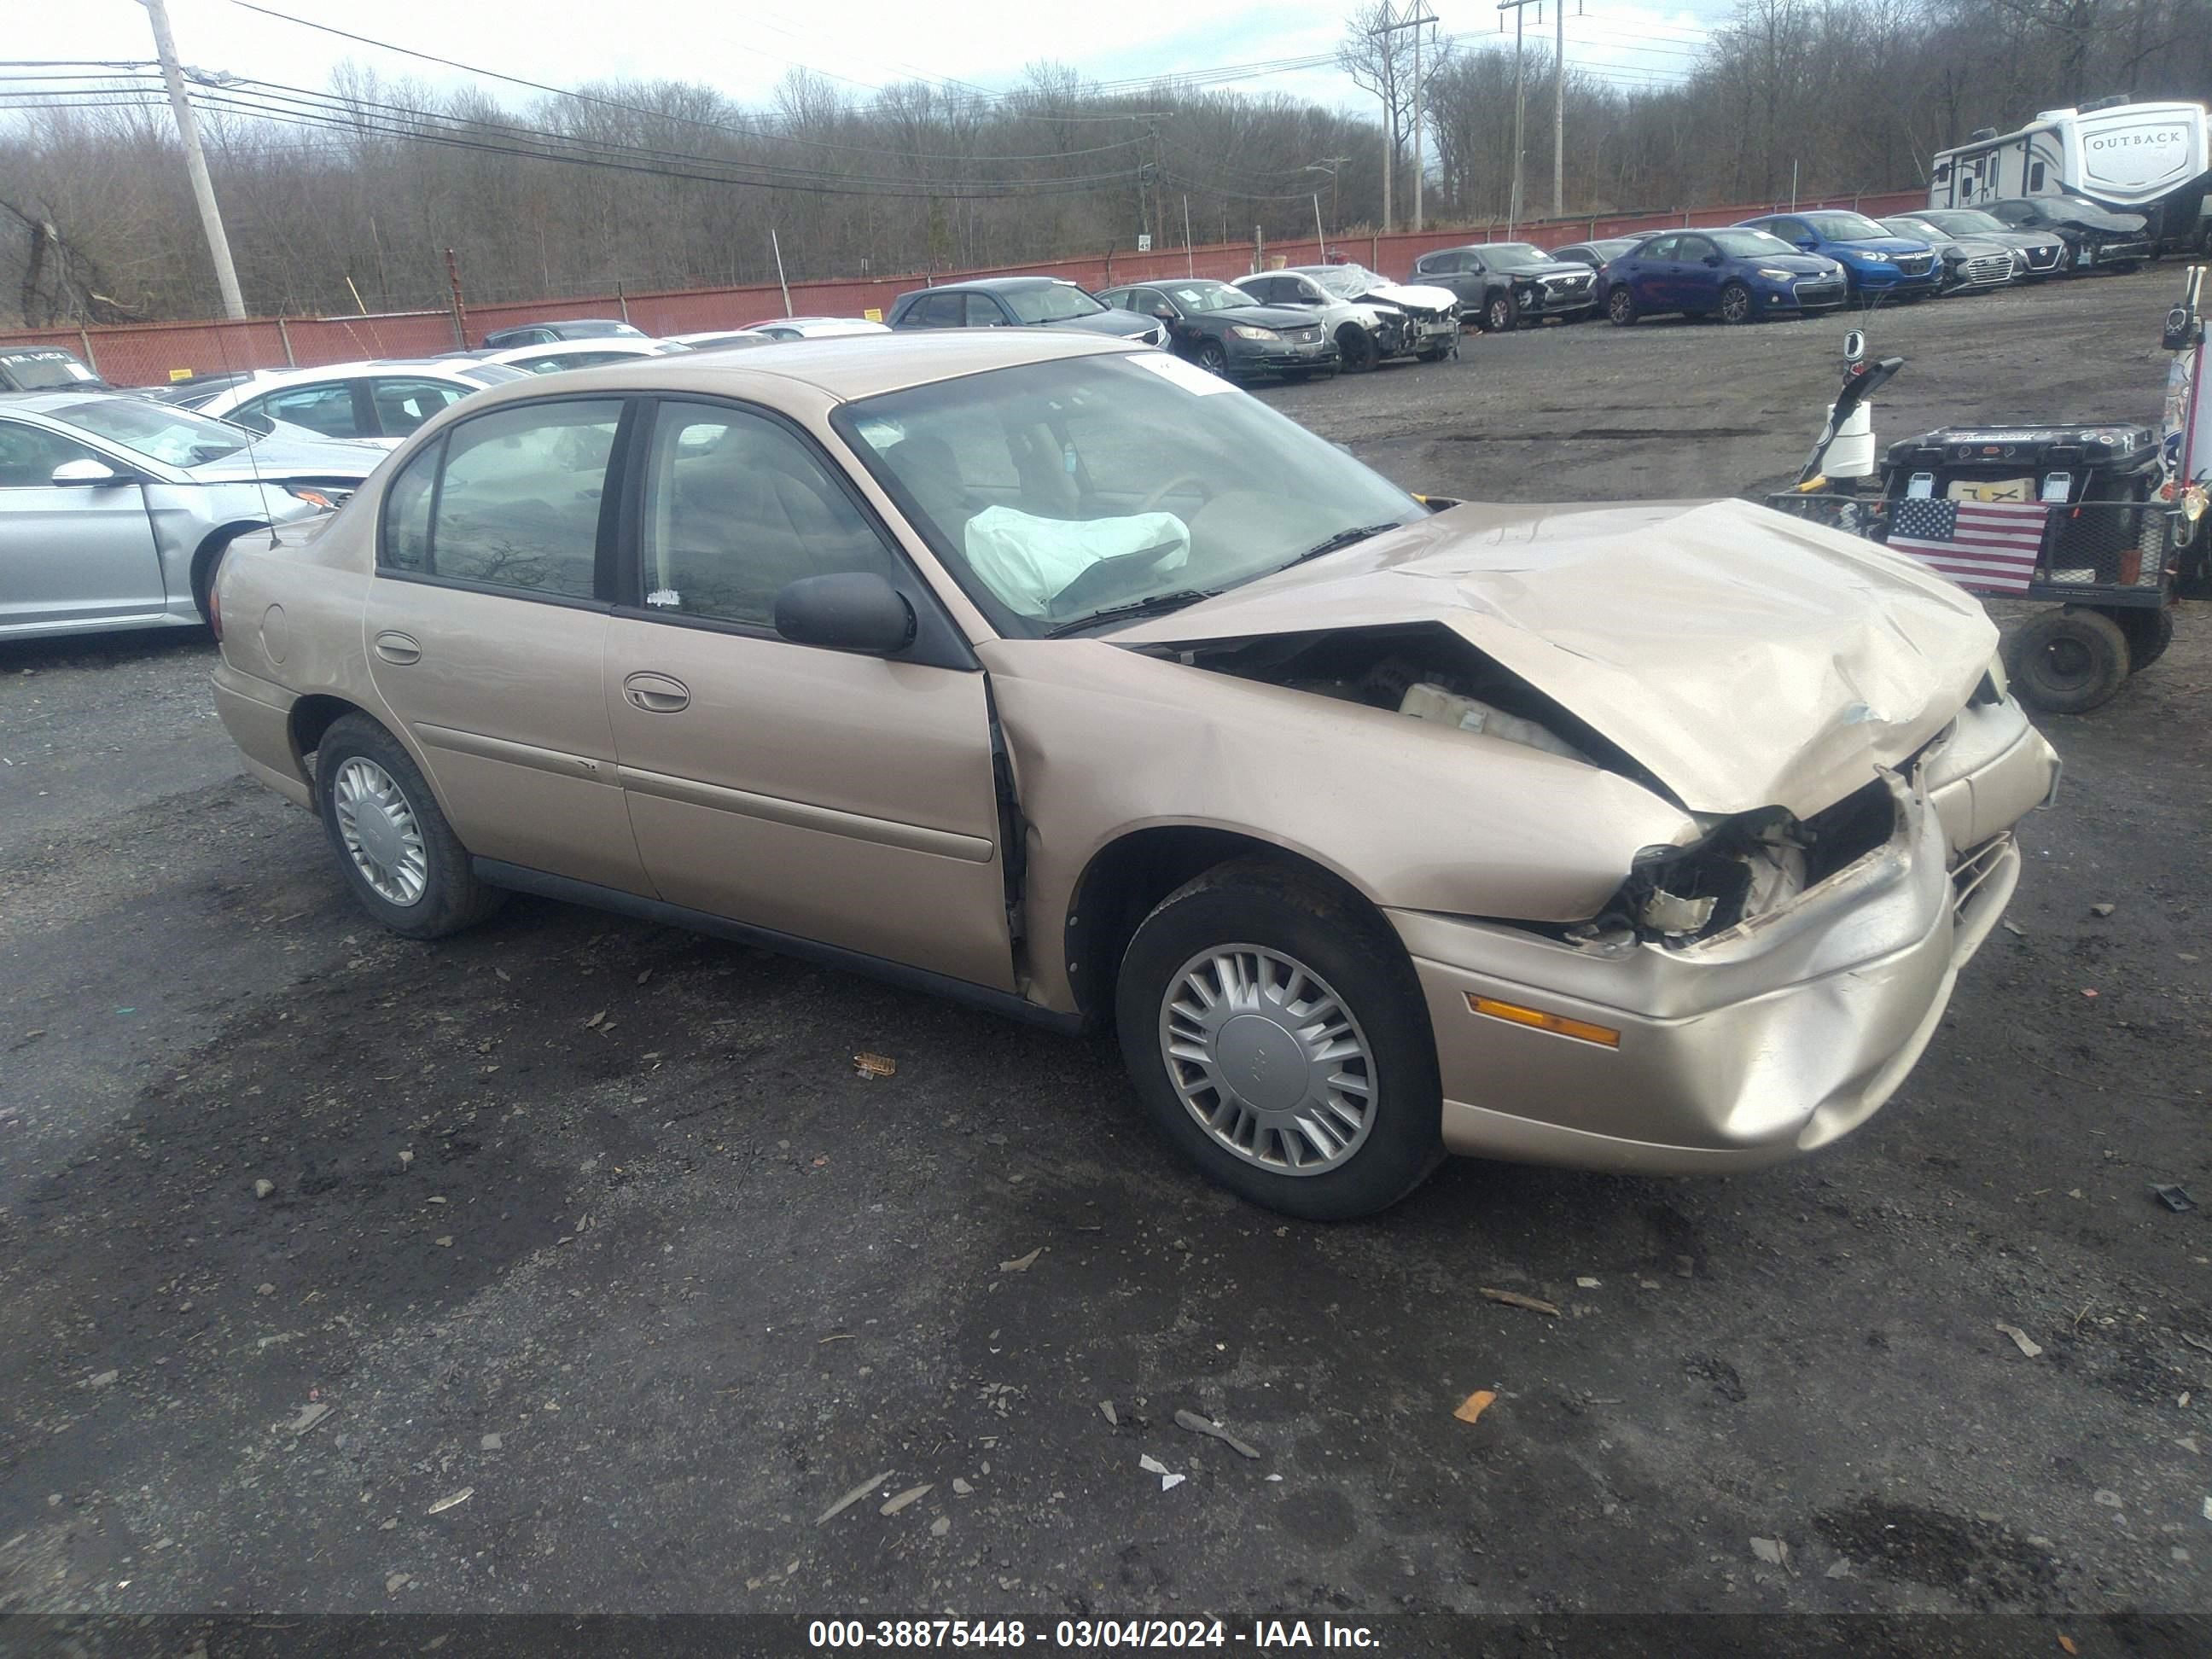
{"left": 1961, "top": 253, "right": 2012, "bottom": 285}
{"left": 1287, "top": 326, "right": 1322, "bottom": 343}
{"left": 1895, "top": 254, "right": 1933, "bottom": 275}
{"left": 1795, "top": 279, "right": 1844, "bottom": 301}
{"left": 2024, "top": 246, "right": 2061, "bottom": 270}
{"left": 1544, "top": 275, "right": 1592, "bottom": 295}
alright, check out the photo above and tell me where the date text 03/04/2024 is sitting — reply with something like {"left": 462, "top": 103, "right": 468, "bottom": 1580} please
{"left": 806, "top": 1619, "right": 1382, "bottom": 1650}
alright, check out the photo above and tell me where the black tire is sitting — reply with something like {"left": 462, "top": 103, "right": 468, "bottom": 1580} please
{"left": 1483, "top": 291, "right": 1518, "bottom": 333}
{"left": 1195, "top": 338, "right": 1230, "bottom": 376}
{"left": 191, "top": 525, "right": 261, "bottom": 624}
{"left": 1717, "top": 281, "right": 1754, "bottom": 324}
{"left": 1336, "top": 325, "right": 1377, "bottom": 373}
{"left": 1607, "top": 287, "right": 1638, "bottom": 327}
{"left": 1114, "top": 858, "right": 1442, "bottom": 1220}
{"left": 2002, "top": 607, "right": 2130, "bottom": 714}
{"left": 2115, "top": 604, "right": 2175, "bottom": 672}
{"left": 313, "top": 713, "right": 504, "bottom": 940}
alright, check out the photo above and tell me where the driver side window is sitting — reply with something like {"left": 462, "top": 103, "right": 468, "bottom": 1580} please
{"left": 0, "top": 420, "right": 100, "bottom": 488}
{"left": 637, "top": 400, "right": 905, "bottom": 630}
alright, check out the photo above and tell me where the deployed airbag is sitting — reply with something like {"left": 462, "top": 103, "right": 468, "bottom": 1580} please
{"left": 963, "top": 505, "right": 1190, "bottom": 616}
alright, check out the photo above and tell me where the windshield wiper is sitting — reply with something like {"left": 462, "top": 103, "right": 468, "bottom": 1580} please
{"left": 1287, "top": 522, "right": 1401, "bottom": 566}
{"left": 1045, "top": 589, "right": 1214, "bottom": 638}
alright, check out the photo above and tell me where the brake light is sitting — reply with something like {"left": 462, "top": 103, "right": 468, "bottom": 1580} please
{"left": 207, "top": 577, "right": 224, "bottom": 642}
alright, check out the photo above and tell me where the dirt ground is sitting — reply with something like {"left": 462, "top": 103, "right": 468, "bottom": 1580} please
{"left": 1, "top": 268, "right": 2207, "bottom": 1629}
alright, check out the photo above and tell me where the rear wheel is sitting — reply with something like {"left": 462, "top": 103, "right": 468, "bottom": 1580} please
{"left": 1115, "top": 859, "right": 1442, "bottom": 1220}
{"left": 1718, "top": 281, "right": 1754, "bottom": 323}
{"left": 1484, "top": 292, "right": 1519, "bottom": 333}
{"left": 2115, "top": 604, "right": 2175, "bottom": 672}
{"left": 314, "top": 714, "right": 504, "bottom": 939}
{"left": 2002, "top": 607, "right": 2130, "bottom": 714}
{"left": 1607, "top": 287, "right": 1639, "bottom": 327}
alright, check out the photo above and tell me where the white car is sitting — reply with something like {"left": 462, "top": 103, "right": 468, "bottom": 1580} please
{"left": 478, "top": 339, "right": 694, "bottom": 375}
{"left": 192, "top": 358, "right": 526, "bottom": 450}
{"left": 701, "top": 317, "right": 891, "bottom": 343}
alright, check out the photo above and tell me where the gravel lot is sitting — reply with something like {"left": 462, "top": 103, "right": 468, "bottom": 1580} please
{"left": 2, "top": 269, "right": 2208, "bottom": 1625}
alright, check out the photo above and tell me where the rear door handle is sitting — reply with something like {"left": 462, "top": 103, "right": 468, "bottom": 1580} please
{"left": 623, "top": 672, "right": 690, "bottom": 713}
{"left": 373, "top": 630, "right": 422, "bottom": 665}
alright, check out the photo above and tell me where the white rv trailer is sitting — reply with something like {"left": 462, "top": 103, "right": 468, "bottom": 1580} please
{"left": 1929, "top": 97, "right": 2209, "bottom": 246}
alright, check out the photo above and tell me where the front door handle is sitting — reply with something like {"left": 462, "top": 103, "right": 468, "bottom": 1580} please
{"left": 373, "top": 630, "right": 422, "bottom": 665}
{"left": 623, "top": 672, "right": 690, "bottom": 713}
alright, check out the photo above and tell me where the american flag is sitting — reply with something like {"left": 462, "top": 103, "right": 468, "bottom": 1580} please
{"left": 1885, "top": 498, "right": 2049, "bottom": 594}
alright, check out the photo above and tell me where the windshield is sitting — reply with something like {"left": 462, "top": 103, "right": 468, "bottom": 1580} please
{"left": 1924, "top": 209, "right": 2007, "bottom": 235}
{"left": 560, "top": 321, "right": 643, "bottom": 338}
{"left": 1308, "top": 265, "right": 1381, "bottom": 298}
{"left": 1484, "top": 243, "right": 1551, "bottom": 269}
{"left": 1003, "top": 284, "right": 1107, "bottom": 324}
{"left": 454, "top": 363, "right": 527, "bottom": 387}
{"left": 1709, "top": 229, "right": 1796, "bottom": 257}
{"left": 2, "top": 349, "right": 100, "bottom": 391}
{"left": 53, "top": 398, "right": 250, "bottom": 467}
{"left": 1161, "top": 281, "right": 1250, "bottom": 314}
{"left": 1802, "top": 212, "right": 1893, "bottom": 241}
{"left": 835, "top": 353, "right": 1422, "bottom": 637}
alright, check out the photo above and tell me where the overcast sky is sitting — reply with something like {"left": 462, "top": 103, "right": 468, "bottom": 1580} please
{"left": 22, "top": 0, "right": 1729, "bottom": 119}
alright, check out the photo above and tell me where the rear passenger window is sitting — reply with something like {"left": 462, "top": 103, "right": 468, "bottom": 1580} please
{"left": 379, "top": 399, "right": 620, "bottom": 600}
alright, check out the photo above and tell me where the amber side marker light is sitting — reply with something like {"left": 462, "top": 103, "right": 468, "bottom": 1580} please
{"left": 1466, "top": 994, "right": 1621, "bottom": 1049}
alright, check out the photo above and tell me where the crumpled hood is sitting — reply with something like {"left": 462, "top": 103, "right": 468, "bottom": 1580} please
{"left": 1350, "top": 280, "right": 1462, "bottom": 313}
{"left": 1109, "top": 498, "right": 2000, "bottom": 819}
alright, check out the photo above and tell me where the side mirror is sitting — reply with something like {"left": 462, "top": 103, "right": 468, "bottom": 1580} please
{"left": 773, "top": 571, "right": 916, "bottom": 655}
{"left": 51, "top": 457, "right": 129, "bottom": 486}
{"left": 1796, "top": 238, "right": 1819, "bottom": 252}
{"left": 1703, "top": 253, "right": 1723, "bottom": 266}
{"left": 1152, "top": 306, "right": 1175, "bottom": 320}
{"left": 1842, "top": 329, "right": 1867, "bottom": 364}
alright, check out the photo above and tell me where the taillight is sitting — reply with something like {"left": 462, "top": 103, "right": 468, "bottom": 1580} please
{"left": 207, "top": 578, "right": 224, "bottom": 642}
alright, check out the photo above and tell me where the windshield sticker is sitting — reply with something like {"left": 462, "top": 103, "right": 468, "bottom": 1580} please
{"left": 1129, "top": 352, "right": 1232, "bottom": 396}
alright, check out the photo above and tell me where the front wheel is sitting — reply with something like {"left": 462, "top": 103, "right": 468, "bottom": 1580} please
{"left": 1718, "top": 281, "right": 1754, "bottom": 323}
{"left": 314, "top": 713, "right": 504, "bottom": 940}
{"left": 2002, "top": 607, "right": 2130, "bottom": 714}
{"left": 1607, "top": 287, "right": 1639, "bottom": 327}
{"left": 1336, "top": 325, "right": 1377, "bottom": 373}
{"left": 1484, "top": 292, "right": 1518, "bottom": 333}
{"left": 1194, "top": 338, "right": 1230, "bottom": 376}
{"left": 1115, "top": 859, "right": 1443, "bottom": 1220}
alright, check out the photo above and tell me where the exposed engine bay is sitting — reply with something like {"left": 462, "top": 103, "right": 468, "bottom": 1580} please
{"left": 1148, "top": 620, "right": 1906, "bottom": 950}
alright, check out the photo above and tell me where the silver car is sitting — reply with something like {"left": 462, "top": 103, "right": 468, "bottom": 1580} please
{"left": 0, "top": 392, "right": 384, "bottom": 643}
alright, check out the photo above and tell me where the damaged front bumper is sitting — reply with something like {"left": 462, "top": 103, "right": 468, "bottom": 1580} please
{"left": 1387, "top": 700, "right": 2059, "bottom": 1173}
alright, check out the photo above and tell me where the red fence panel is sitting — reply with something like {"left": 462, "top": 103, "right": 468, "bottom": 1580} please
{"left": 0, "top": 183, "right": 1936, "bottom": 385}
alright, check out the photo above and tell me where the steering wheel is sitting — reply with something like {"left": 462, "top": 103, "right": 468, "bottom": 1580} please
{"left": 1137, "top": 473, "right": 1209, "bottom": 515}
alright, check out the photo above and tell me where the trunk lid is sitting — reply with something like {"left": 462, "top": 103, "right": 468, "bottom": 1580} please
{"left": 1108, "top": 498, "right": 1999, "bottom": 819}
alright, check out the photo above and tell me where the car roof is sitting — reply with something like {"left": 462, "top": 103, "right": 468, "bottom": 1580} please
{"left": 449, "top": 328, "right": 1137, "bottom": 409}
{"left": 0, "top": 388, "right": 148, "bottom": 416}
{"left": 904, "top": 276, "right": 1078, "bottom": 295}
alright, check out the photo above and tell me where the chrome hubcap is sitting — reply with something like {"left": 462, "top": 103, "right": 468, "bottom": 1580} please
{"left": 1158, "top": 944, "right": 1377, "bottom": 1176}
{"left": 332, "top": 757, "right": 428, "bottom": 906}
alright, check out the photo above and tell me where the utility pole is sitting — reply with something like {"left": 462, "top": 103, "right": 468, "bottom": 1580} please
{"left": 1373, "top": 3, "right": 1438, "bottom": 233}
{"left": 1553, "top": 1, "right": 1569, "bottom": 218}
{"left": 139, "top": 0, "right": 245, "bottom": 319}
{"left": 1499, "top": 0, "right": 1541, "bottom": 239}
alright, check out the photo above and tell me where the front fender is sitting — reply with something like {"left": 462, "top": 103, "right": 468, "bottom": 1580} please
{"left": 978, "top": 637, "right": 1696, "bottom": 1014}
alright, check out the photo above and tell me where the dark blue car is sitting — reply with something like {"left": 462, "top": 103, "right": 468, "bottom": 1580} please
{"left": 1603, "top": 227, "right": 1848, "bottom": 326}
{"left": 1735, "top": 211, "right": 1941, "bottom": 300}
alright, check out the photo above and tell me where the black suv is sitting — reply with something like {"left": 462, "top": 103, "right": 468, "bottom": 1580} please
{"left": 1409, "top": 243, "right": 1598, "bottom": 331}
{"left": 1984, "top": 197, "right": 2151, "bottom": 274}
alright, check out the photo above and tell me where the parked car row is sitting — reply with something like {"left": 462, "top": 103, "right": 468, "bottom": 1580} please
{"left": 1431, "top": 195, "right": 2147, "bottom": 333}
